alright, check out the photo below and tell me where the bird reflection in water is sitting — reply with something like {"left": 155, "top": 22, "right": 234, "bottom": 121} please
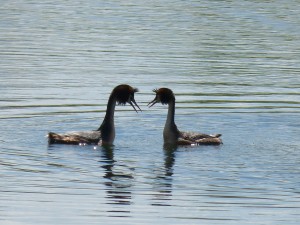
{"left": 163, "top": 143, "right": 177, "bottom": 177}
{"left": 100, "top": 145, "right": 134, "bottom": 216}
{"left": 151, "top": 144, "right": 177, "bottom": 206}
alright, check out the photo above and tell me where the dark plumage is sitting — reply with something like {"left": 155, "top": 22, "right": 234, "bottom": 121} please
{"left": 48, "top": 84, "right": 141, "bottom": 145}
{"left": 148, "top": 88, "right": 222, "bottom": 146}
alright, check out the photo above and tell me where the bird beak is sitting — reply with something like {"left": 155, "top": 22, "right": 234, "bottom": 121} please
{"left": 147, "top": 97, "right": 158, "bottom": 108}
{"left": 129, "top": 98, "right": 142, "bottom": 113}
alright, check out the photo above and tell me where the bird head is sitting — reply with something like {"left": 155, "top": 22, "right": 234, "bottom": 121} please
{"left": 148, "top": 88, "right": 175, "bottom": 107}
{"left": 113, "top": 84, "right": 141, "bottom": 112}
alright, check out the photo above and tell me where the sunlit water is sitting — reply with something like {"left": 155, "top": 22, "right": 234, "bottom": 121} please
{"left": 1, "top": 1, "right": 300, "bottom": 224}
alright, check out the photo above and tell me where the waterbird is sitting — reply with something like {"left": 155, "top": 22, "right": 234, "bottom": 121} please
{"left": 148, "top": 88, "right": 222, "bottom": 146}
{"left": 48, "top": 84, "right": 141, "bottom": 145}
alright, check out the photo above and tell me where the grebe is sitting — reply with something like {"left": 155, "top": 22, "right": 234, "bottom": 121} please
{"left": 148, "top": 88, "right": 222, "bottom": 146}
{"left": 48, "top": 84, "right": 141, "bottom": 145}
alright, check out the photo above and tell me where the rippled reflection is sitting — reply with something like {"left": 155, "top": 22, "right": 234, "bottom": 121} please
{"left": 100, "top": 146, "right": 133, "bottom": 216}
{"left": 1, "top": 0, "right": 300, "bottom": 224}
{"left": 163, "top": 144, "right": 177, "bottom": 178}
{"left": 151, "top": 144, "right": 177, "bottom": 206}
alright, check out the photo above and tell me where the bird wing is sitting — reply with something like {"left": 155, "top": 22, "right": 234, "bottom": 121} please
{"left": 48, "top": 130, "right": 101, "bottom": 145}
{"left": 180, "top": 131, "right": 212, "bottom": 141}
{"left": 179, "top": 131, "right": 222, "bottom": 145}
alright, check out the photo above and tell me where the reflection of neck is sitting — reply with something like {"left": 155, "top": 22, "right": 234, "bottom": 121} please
{"left": 98, "top": 93, "right": 116, "bottom": 144}
{"left": 163, "top": 144, "right": 177, "bottom": 177}
{"left": 163, "top": 100, "right": 179, "bottom": 143}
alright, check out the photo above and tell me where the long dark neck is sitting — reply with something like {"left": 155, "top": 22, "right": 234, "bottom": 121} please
{"left": 98, "top": 93, "right": 116, "bottom": 144}
{"left": 163, "top": 100, "right": 179, "bottom": 143}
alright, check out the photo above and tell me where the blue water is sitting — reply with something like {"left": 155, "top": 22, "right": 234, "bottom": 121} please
{"left": 1, "top": 1, "right": 300, "bottom": 224}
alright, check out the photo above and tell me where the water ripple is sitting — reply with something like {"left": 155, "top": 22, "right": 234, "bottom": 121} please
{"left": 1, "top": 1, "right": 300, "bottom": 224}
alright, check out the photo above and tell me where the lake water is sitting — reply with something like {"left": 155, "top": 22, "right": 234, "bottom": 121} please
{"left": 1, "top": 1, "right": 300, "bottom": 224}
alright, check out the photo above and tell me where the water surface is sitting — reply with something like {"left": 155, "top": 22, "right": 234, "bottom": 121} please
{"left": 1, "top": 1, "right": 300, "bottom": 224}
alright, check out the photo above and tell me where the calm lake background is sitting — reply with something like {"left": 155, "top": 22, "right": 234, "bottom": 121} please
{"left": 0, "top": 1, "right": 300, "bottom": 224}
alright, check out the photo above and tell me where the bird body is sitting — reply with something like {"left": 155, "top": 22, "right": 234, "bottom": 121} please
{"left": 148, "top": 88, "right": 222, "bottom": 146}
{"left": 48, "top": 84, "right": 140, "bottom": 145}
